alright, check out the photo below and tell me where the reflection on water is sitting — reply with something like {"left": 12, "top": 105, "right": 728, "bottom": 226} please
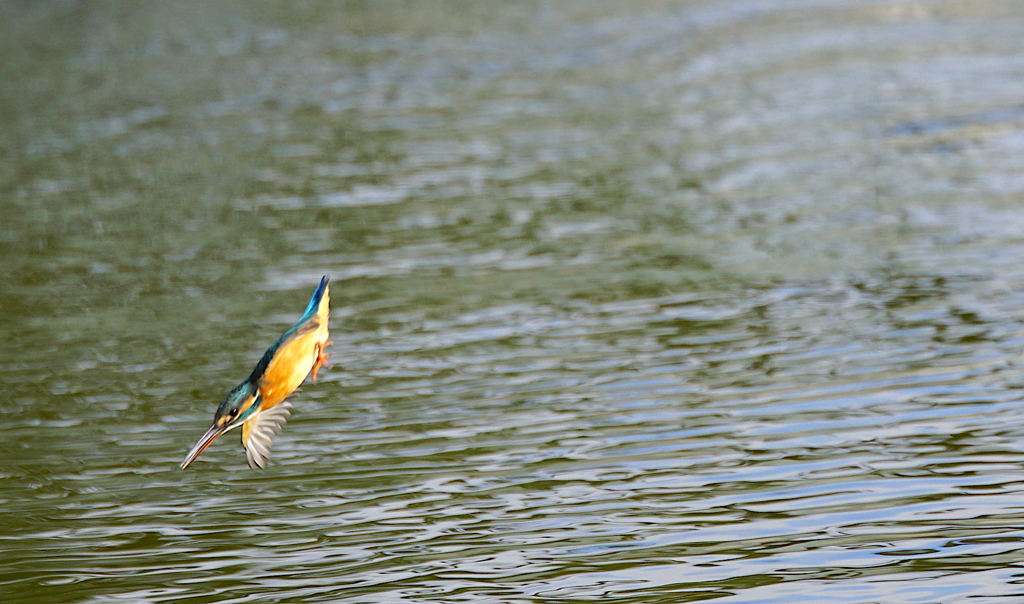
{"left": 6, "top": 1, "right": 1024, "bottom": 603}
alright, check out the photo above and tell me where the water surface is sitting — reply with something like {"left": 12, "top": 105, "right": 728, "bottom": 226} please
{"left": 6, "top": 1, "right": 1024, "bottom": 602}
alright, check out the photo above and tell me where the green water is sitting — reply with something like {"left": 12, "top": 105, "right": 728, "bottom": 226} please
{"left": 7, "top": 1, "right": 1024, "bottom": 602}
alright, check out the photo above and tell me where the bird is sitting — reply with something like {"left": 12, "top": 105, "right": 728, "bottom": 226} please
{"left": 180, "top": 276, "right": 331, "bottom": 470}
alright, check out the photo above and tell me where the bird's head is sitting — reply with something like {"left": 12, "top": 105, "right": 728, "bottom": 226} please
{"left": 180, "top": 381, "right": 262, "bottom": 469}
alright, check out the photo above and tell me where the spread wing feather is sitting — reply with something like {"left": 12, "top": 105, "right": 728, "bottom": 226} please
{"left": 243, "top": 402, "right": 293, "bottom": 469}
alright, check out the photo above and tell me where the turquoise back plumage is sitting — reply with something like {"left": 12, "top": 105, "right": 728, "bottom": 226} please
{"left": 300, "top": 275, "right": 330, "bottom": 320}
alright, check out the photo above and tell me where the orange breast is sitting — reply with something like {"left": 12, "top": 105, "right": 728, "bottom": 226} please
{"left": 257, "top": 285, "right": 330, "bottom": 409}
{"left": 258, "top": 330, "right": 322, "bottom": 407}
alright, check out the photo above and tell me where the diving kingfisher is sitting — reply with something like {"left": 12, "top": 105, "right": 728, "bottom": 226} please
{"left": 180, "top": 276, "right": 331, "bottom": 470}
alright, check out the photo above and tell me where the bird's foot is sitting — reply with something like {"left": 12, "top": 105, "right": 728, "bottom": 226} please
{"left": 311, "top": 340, "right": 332, "bottom": 382}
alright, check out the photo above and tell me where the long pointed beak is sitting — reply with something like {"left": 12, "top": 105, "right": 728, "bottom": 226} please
{"left": 180, "top": 423, "right": 229, "bottom": 469}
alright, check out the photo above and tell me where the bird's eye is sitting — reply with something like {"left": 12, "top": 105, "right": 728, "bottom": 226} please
{"left": 229, "top": 408, "right": 239, "bottom": 417}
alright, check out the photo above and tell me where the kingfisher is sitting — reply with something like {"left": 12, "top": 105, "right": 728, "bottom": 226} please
{"left": 180, "top": 276, "right": 332, "bottom": 470}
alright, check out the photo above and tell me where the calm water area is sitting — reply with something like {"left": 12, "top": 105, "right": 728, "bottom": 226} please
{"left": 8, "top": 1, "right": 1024, "bottom": 602}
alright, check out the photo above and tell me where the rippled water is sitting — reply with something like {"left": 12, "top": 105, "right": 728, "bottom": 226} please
{"left": 7, "top": 1, "right": 1024, "bottom": 602}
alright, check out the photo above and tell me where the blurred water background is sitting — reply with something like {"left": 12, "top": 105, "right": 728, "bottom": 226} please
{"left": 8, "top": 1, "right": 1024, "bottom": 602}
